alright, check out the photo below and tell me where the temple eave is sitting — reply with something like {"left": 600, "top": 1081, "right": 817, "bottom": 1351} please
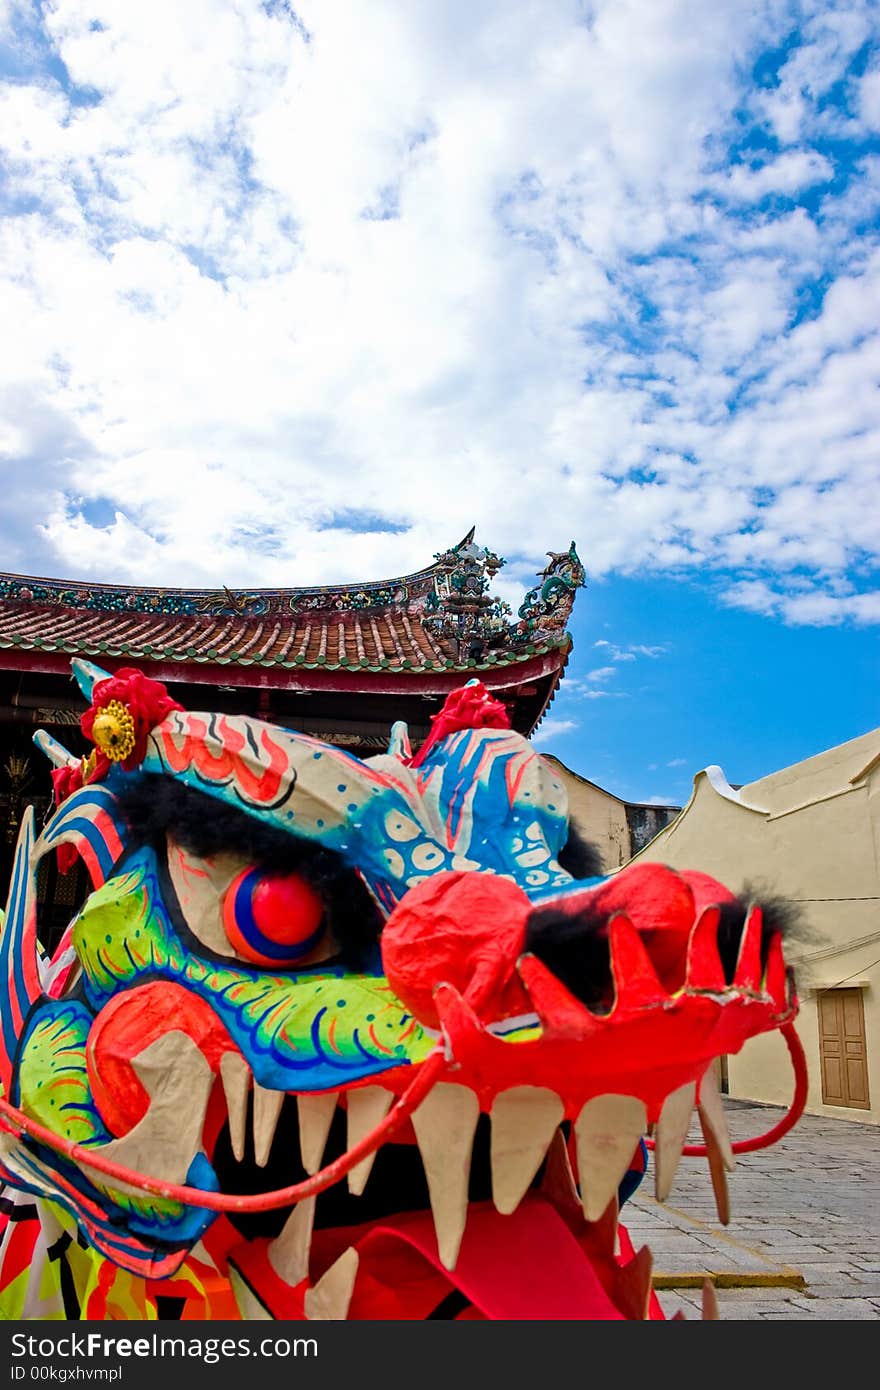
{"left": 0, "top": 638, "right": 567, "bottom": 686}
{"left": 0, "top": 534, "right": 584, "bottom": 745}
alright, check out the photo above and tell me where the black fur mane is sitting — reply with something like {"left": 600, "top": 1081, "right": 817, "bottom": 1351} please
{"left": 525, "top": 879, "right": 805, "bottom": 1013}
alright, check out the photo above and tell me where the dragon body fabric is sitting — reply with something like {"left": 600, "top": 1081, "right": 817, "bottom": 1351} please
{"left": 0, "top": 662, "right": 800, "bottom": 1321}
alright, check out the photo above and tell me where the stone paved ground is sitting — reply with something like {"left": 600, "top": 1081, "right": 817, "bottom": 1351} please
{"left": 623, "top": 1099, "right": 880, "bottom": 1320}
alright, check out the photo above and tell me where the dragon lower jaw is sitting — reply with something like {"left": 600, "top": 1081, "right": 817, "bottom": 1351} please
{"left": 220, "top": 1130, "right": 722, "bottom": 1321}
{"left": 74, "top": 1027, "right": 734, "bottom": 1320}
{"left": 227, "top": 1192, "right": 657, "bottom": 1320}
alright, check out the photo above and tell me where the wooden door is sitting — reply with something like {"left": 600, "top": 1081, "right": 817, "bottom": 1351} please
{"left": 818, "top": 988, "right": 870, "bottom": 1110}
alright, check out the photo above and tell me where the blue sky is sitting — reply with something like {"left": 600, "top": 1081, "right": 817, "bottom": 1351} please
{"left": 0, "top": 0, "right": 878, "bottom": 804}
{"left": 536, "top": 572, "right": 879, "bottom": 804}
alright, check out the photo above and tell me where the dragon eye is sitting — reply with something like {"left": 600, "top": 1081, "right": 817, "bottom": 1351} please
{"left": 222, "top": 866, "right": 326, "bottom": 967}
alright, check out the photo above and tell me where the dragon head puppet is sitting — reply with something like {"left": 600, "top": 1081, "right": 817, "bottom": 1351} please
{"left": 0, "top": 662, "right": 801, "bottom": 1321}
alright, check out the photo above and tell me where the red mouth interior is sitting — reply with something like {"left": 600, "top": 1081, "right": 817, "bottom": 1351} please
{"left": 202, "top": 1089, "right": 659, "bottom": 1320}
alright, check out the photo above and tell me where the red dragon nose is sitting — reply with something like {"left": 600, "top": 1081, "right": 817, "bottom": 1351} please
{"left": 381, "top": 871, "right": 533, "bottom": 1028}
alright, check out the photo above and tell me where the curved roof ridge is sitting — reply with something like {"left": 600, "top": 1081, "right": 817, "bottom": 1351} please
{"left": 0, "top": 528, "right": 481, "bottom": 609}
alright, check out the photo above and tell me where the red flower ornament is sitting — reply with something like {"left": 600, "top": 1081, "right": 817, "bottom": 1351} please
{"left": 81, "top": 667, "right": 183, "bottom": 774}
{"left": 410, "top": 681, "right": 511, "bottom": 767}
{"left": 50, "top": 763, "right": 84, "bottom": 806}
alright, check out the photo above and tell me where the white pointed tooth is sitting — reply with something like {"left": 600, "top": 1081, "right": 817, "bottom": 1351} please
{"left": 268, "top": 1197, "right": 316, "bottom": 1286}
{"left": 540, "top": 1128, "right": 580, "bottom": 1212}
{"left": 227, "top": 1266, "right": 272, "bottom": 1321}
{"left": 574, "top": 1094, "right": 647, "bottom": 1222}
{"left": 698, "top": 1064, "right": 735, "bottom": 1172}
{"left": 541, "top": 1128, "right": 625, "bottom": 1250}
{"left": 252, "top": 1083, "right": 285, "bottom": 1168}
{"left": 298, "top": 1091, "right": 339, "bottom": 1175}
{"left": 220, "top": 1052, "right": 251, "bottom": 1163}
{"left": 702, "top": 1277, "right": 720, "bottom": 1320}
{"left": 412, "top": 1083, "right": 479, "bottom": 1272}
{"left": 303, "top": 1248, "right": 359, "bottom": 1321}
{"left": 654, "top": 1082, "right": 696, "bottom": 1203}
{"left": 84, "top": 1032, "right": 212, "bottom": 1195}
{"left": 620, "top": 1244, "right": 653, "bottom": 1321}
{"left": 704, "top": 1147, "right": 731, "bottom": 1227}
{"left": 346, "top": 1087, "right": 393, "bottom": 1195}
{"left": 490, "top": 1086, "right": 564, "bottom": 1215}
{"left": 699, "top": 1092, "right": 732, "bottom": 1226}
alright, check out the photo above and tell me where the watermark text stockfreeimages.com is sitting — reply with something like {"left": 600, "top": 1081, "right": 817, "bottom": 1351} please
{"left": 10, "top": 1332, "right": 316, "bottom": 1372}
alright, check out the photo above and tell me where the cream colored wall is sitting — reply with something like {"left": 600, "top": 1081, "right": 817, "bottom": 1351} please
{"left": 540, "top": 756, "right": 631, "bottom": 872}
{"left": 628, "top": 735, "right": 880, "bottom": 1126}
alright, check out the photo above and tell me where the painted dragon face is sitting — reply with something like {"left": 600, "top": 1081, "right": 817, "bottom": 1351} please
{"left": 0, "top": 663, "right": 799, "bottom": 1321}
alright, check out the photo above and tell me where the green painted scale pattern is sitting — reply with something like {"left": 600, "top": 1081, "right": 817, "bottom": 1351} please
{"left": 16, "top": 1005, "right": 195, "bottom": 1227}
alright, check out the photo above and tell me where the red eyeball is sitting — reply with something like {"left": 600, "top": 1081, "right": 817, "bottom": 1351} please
{"left": 223, "top": 866, "right": 326, "bottom": 967}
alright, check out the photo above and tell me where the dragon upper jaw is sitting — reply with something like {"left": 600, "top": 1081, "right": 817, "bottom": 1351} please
{"left": 63, "top": 1012, "right": 731, "bottom": 1315}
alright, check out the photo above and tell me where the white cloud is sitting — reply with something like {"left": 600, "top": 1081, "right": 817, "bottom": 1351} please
{"left": 532, "top": 717, "right": 579, "bottom": 746}
{"left": 563, "top": 678, "right": 624, "bottom": 701}
{"left": 722, "top": 578, "right": 880, "bottom": 626}
{"left": 756, "top": 4, "right": 874, "bottom": 143}
{"left": 719, "top": 152, "right": 834, "bottom": 203}
{"left": 0, "top": 0, "right": 877, "bottom": 626}
{"left": 593, "top": 640, "right": 666, "bottom": 661}
{"left": 860, "top": 64, "right": 880, "bottom": 131}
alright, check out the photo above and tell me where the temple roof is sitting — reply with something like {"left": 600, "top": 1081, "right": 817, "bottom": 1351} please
{"left": 0, "top": 531, "right": 585, "bottom": 688}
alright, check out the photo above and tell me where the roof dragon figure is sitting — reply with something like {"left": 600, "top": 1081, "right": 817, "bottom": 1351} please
{"left": 0, "top": 661, "right": 804, "bottom": 1320}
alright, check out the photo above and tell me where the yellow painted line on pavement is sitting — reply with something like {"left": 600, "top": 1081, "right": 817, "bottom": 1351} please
{"left": 634, "top": 1194, "right": 807, "bottom": 1289}
{"left": 653, "top": 1270, "right": 806, "bottom": 1289}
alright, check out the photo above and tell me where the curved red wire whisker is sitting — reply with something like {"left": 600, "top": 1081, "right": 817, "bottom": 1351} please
{"left": 0, "top": 1051, "right": 446, "bottom": 1214}
{"left": 644, "top": 1023, "right": 807, "bottom": 1156}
